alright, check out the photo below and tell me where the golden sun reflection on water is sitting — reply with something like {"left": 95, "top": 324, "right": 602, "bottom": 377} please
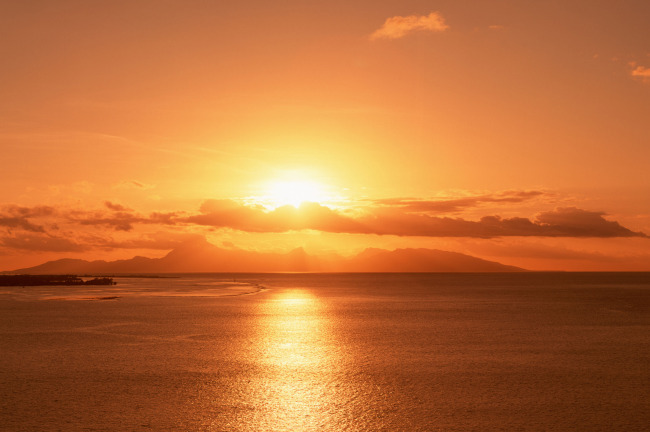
{"left": 241, "top": 289, "right": 343, "bottom": 431}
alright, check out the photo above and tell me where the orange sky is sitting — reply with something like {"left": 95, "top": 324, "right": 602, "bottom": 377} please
{"left": 1, "top": 0, "right": 650, "bottom": 271}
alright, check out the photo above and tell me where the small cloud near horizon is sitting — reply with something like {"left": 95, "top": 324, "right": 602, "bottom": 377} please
{"left": 113, "top": 180, "right": 155, "bottom": 190}
{"left": 370, "top": 12, "right": 449, "bottom": 40}
{"left": 631, "top": 64, "right": 650, "bottom": 82}
{"left": 104, "top": 201, "right": 132, "bottom": 212}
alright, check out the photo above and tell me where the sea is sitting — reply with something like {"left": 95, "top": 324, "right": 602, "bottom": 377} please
{"left": 1, "top": 272, "right": 649, "bottom": 431}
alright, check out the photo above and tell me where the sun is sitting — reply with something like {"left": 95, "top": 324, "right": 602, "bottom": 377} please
{"left": 263, "top": 179, "right": 330, "bottom": 208}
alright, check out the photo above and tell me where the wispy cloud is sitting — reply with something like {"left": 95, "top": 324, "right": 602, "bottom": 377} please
{"left": 372, "top": 190, "right": 547, "bottom": 213}
{"left": 113, "top": 180, "right": 155, "bottom": 190}
{"left": 68, "top": 210, "right": 180, "bottom": 232}
{"left": 370, "top": 12, "right": 449, "bottom": 40}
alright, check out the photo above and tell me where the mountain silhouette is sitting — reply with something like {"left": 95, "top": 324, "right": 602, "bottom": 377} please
{"left": 5, "top": 238, "right": 524, "bottom": 274}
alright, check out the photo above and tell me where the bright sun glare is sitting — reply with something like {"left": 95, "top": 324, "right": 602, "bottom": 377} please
{"left": 264, "top": 180, "right": 329, "bottom": 208}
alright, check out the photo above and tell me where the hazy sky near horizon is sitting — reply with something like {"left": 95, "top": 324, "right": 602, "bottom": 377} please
{"left": 1, "top": 0, "right": 650, "bottom": 271}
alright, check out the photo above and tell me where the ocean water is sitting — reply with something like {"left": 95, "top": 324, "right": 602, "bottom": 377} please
{"left": 0, "top": 273, "right": 649, "bottom": 431}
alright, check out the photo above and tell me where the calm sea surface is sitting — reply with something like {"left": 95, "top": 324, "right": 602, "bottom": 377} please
{"left": 1, "top": 273, "right": 649, "bottom": 431}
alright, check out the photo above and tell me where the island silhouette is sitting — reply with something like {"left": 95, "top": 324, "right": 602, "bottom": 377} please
{"left": 4, "top": 237, "right": 524, "bottom": 274}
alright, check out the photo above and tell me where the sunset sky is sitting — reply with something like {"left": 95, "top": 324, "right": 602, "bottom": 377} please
{"left": 1, "top": 0, "right": 649, "bottom": 271}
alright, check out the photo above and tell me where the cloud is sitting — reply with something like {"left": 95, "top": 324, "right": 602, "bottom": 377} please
{"left": 534, "top": 207, "right": 636, "bottom": 237}
{"left": 185, "top": 200, "right": 366, "bottom": 234}
{"left": 183, "top": 201, "right": 646, "bottom": 239}
{"left": 69, "top": 210, "right": 139, "bottom": 231}
{"left": 353, "top": 207, "right": 644, "bottom": 238}
{"left": 0, "top": 233, "right": 88, "bottom": 252}
{"left": 0, "top": 205, "right": 55, "bottom": 233}
{"left": 105, "top": 201, "right": 132, "bottom": 212}
{"left": 0, "top": 204, "right": 158, "bottom": 234}
{"left": 372, "top": 190, "right": 547, "bottom": 213}
{"left": 0, "top": 199, "right": 645, "bottom": 256}
{"left": 68, "top": 210, "right": 180, "bottom": 231}
{"left": 631, "top": 65, "right": 650, "bottom": 82}
{"left": 85, "top": 232, "right": 207, "bottom": 251}
{"left": 113, "top": 180, "right": 155, "bottom": 190}
{"left": 0, "top": 217, "right": 46, "bottom": 233}
{"left": 2, "top": 205, "right": 56, "bottom": 217}
{"left": 370, "top": 12, "right": 449, "bottom": 40}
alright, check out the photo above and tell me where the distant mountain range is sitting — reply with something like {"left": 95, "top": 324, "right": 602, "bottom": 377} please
{"left": 4, "top": 237, "right": 524, "bottom": 274}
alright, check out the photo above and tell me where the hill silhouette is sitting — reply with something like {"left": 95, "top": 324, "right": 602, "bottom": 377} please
{"left": 5, "top": 237, "right": 524, "bottom": 274}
